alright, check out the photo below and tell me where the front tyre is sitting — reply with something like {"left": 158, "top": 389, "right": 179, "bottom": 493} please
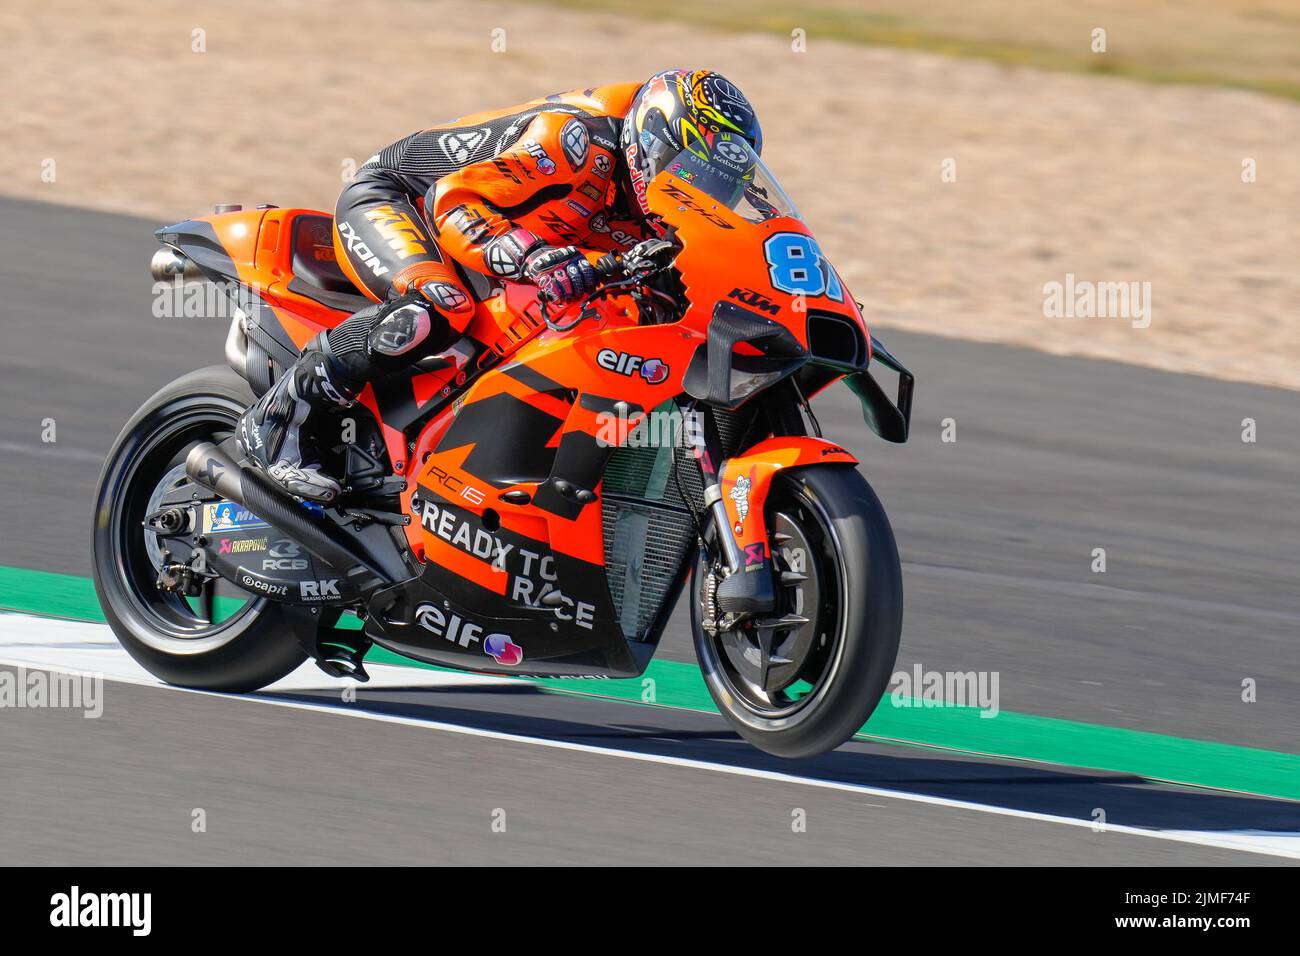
{"left": 692, "top": 466, "right": 903, "bottom": 758}
{"left": 92, "top": 365, "right": 310, "bottom": 692}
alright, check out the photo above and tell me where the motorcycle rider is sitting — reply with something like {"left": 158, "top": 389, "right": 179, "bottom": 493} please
{"left": 237, "top": 69, "right": 763, "bottom": 502}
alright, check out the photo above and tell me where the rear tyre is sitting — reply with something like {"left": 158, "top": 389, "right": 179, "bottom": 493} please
{"left": 92, "top": 365, "right": 310, "bottom": 692}
{"left": 692, "top": 465, "right": 903, "bottom": 758}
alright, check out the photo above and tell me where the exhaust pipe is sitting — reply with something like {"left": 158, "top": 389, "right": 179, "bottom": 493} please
{"left": 185, "top": 442, "right": 399, "bottom": 585}
{"left": 151, "top": 247, "right": 251, "bottom": 378}
{"left": 224, "top": 311, "right": 250, "bottom": 379}
{"left": 150, "top": 247, "right": 205, "bottom": 282}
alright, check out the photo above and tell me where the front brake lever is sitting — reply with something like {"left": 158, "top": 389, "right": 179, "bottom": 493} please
{"left": 542, "top": 287, "right": 602, "bottom": 333}
{"left": 542, "top": 274, "right": 642, "bottom": 333}
{"left": 540, "top": 243, "right": 674, "bottom": 332}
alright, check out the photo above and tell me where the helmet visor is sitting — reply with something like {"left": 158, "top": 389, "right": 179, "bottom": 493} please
{"left": 655, "top": 134, "right": 799, "bottom": 224}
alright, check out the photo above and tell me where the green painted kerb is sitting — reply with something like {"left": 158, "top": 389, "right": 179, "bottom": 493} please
{"left": 4, "top": 564, "right": 1298, "bottom": 801}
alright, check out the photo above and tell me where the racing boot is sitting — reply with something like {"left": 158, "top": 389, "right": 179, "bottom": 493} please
{"left": 236, "top": 333, "right": 360, "bottom": 503}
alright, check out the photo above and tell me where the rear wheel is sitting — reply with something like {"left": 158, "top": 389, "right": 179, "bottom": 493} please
{"left": 692, "top": 465, "right": 902, "bottom": 758}
{"left": 92, "top": 365, "right": 310, "bottom": 692}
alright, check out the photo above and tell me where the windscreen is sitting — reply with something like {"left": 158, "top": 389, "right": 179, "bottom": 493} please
{"left": 654, "top": 135, "right": 800, "bottom": 224}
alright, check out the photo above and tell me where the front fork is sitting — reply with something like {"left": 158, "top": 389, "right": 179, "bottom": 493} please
{"left": 690, "top": 404, "right": 859, "bottom": 616}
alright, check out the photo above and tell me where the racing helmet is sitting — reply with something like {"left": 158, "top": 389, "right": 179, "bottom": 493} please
{"left": 620, "top": 69, "right": 763, "bottom": 215}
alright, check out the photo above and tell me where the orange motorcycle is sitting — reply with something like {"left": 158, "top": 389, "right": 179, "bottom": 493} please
{"left": 92, "top": 137, "right": 913, "bottom": 757}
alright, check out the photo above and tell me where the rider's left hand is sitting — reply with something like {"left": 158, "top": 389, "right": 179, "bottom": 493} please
{"left": 620, "top": 238, "right": 677, "bottom": 277}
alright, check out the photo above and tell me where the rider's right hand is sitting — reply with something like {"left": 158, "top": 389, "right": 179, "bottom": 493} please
{"left": 523, "top": 245, "right": 598, "bottom": 304}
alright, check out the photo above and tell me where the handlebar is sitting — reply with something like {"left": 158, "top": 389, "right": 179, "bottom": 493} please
{"left": 593, "top": 253, "right": 622, "bottom": 280}
{"left": 537, "top": 239, "right": 678, "bottom": 330}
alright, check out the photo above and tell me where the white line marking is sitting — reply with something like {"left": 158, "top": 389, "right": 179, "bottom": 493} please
{"left": 3, "top": 612, "right": 1298, "bottom": 861}
{"left": 0, "top": 612, "right": 509, "bottom": 692}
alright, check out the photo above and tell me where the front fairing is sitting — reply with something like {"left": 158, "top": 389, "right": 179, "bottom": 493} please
{"left": 644, "top": 174, "right": 872, "bottom": 409}
{"left": 645, "top": 172, "right": 912, "bottom": 439}
{"left": 646, "top": 173, "right": 869, "bottom": 350}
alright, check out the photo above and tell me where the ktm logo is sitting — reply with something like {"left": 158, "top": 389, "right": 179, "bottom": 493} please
{"left": 363, "top": 205, "right": 429, "bottom": 261}
{"left": 728, "top": 286, "right": 780, "bottom": 315}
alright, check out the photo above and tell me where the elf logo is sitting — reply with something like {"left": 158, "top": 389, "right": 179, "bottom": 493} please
{"left": 414, "top": 603, "right": 484, "bottom": 647}
{"left": 596, "top": 348, "right": 670, "bottom": 385}
{"left": 483, "top": 633, "right": 524, "bottom": 666}
{"left": 414, "top": 604, "right": 524, "bottom": 664}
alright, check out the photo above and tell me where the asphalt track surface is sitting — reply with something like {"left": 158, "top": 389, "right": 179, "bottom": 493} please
{"left": 0, "top": 196, "right": 1297, "bottom": 865}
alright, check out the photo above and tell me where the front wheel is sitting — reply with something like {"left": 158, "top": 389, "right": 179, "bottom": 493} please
{"left": 691, "top": 466, "right": 903, "bottom": 758}
{"left": 92, "top": 365, "right": 310, "bottom": 692}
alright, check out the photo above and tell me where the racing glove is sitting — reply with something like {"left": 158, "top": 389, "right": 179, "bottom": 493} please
{"left": 619, "top": 238, "right": 678, "bottom": 277}
{"left": 523, "top": 245, "right": 598, "bottom": 303}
